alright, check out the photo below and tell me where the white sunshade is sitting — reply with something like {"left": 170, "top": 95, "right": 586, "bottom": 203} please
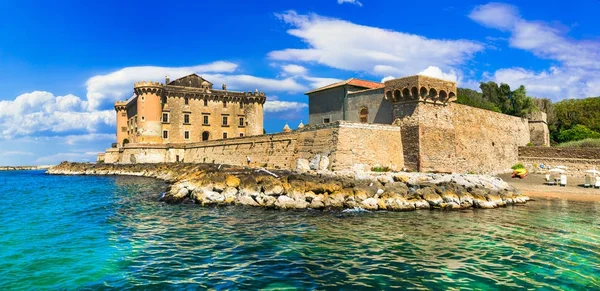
{"left": 549, "top": 168, "right": 566, "bottom": 173}
{"left": 585, "top": 170, "right": 600, "bottom": 175}
{"left": 555, "top": 165, "right": 568, "bottom": 169}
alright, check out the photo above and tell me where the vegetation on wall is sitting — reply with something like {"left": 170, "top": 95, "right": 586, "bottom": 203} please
{"left": 457, "top": 82, "right": 537, "bottom": 117}
{"left": 557, "top": 138, "right": 600, "bottom": 148}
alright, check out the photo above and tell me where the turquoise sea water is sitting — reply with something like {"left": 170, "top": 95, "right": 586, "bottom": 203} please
{"left": 0, "top": 170, "right": 599, "bottom": 290}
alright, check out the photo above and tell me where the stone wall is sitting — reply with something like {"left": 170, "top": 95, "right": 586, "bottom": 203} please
{"left": 346, "top": 88, "right": 394, "bottom": 124}
{"left": 112, "top": 121, "right": 404, "bottom": 172}
{"left": 394, "top": 102, "right": 530, "bottom": 174}
{"left": 519, "top": 146, "right": 600, "bottom": 177}
{"left": 526, "top": 111, "right": 550, "bottom": 146}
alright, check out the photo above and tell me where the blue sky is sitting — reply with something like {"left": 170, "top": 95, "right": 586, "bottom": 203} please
{"left": 1, "top": 0, "right": 599, "bottom": 165}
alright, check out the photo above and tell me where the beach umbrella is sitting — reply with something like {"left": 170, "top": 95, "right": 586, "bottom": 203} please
{"left": 585, "top": 169, "right": 600, "bottom": 176}
{"left": 549, "top": 168, "right": 566, "bottom": 173}
{"left": 555, "top": 165, "right": 568, "bottom": 169}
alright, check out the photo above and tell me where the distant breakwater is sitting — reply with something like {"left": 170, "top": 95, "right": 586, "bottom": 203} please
{"left": 47, "top": 162, "right": 529, "bottom": 211}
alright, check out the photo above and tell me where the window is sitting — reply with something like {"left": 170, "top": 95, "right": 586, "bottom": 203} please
{"left": 184, "top": 97, "right": 189, "bottom": 105}
{"left": 121, "top": 112, "right": 126, "bottom": 117}
{"left": 223, "top": 132, "right": 228, "bottom": 139}
{"left": 239, "top": 133, "right": 244, "bottom": 137}
{"left": 204, "top": 99, "right": 208, "bottom": 106}
{"left": 202, "top": 131, "right": 210, "bottom": 141}
{"left": 239, "top": 117, "right": 245, "bottom": 127}
{"left": 162, "top": 113, "right": 169, "bottom": 123}
{"left": 323, "top": 118, "right": 330, "bottom": 123}
{"left": 141, "top": 96, "right": 144, "bottom": 101}
{"left": 162, "top": 130, "right": 168, "bottom": 139}
{"left": 359, "top": 107, "right": 368, "bottom": 123}
{"left": 183, "top": 114, "right": 190, "bottom": 124}
{"left": 240, "top": 102, "right": 244, "bottom": 109}
{"left": 184, "top": 131, "right": 190, "bottom": 140}
{"left": 121, "top": 127, "right": 127, "bottom": 132}
{"left": 203, "top": 115, "right": 209, "bottom": 125}
{"left": 223, "top": 101, "right": 227, "bottom": 108}
{"left": 141, "top": 116, "right": 145, "bottom": 122}
{"left": 222, "top": 116, "right": 228, "bottom": 126}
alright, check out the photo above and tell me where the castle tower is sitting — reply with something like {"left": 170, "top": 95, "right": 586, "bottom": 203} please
{"left": 134, "top": 81, "right": 164, "bottom": 144}
{"left": 114, "top": 101, "right": 128, "bottom": 147}
{"left": 244, "top": 90, "right": 266, "bottom": 136}
{"left": 526, "top": 111, "right": 550, "bottom": 146}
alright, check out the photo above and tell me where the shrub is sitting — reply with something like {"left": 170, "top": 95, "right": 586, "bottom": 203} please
{"left": 371, "top": 166, "right": 391, "bottom": 172}
{"left": 557, "top": 138, "right": 600, "bottom": 148}
{"left": 511, "top": 163, "right": 525, "bottom": 170}
{"left": 557, "top": 125, "right": 600, "bottom": 143}
{"left": 527, "top": 142, "right": 534, "bottom": 146}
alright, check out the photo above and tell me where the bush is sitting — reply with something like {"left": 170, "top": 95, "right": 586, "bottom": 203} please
{"left": 527, "top": 142, "right": 534, "bottom": 146}
{"left": 557, "top": 124, "right": 600, "bottom": 143}
{"left": 557, "top": 138, "right": 600, "bottom": 148}
{"left": 511, "top": 163, "right": 525, "bottom": 170}
{"left": 371, "top": 166, "right": 391, "bottom": 172}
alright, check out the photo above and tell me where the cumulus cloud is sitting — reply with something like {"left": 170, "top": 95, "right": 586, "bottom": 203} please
{"left": 337, "top": 0, "right": 362, "bottom": 7}
{"left": 281, "top": 64, "right": 308, "bottom": 75}
{"left": 264, "top": 100, "right": 308, "bottom": 112}
{"left": 418, "top": 66, "right": 458, "bottom": 82}
{"left": 0, "top": 91, "right": 113, "bottom": 139}
{"left": 470, "top": 2, "right": 600, "bottom": 99}
{"left": 269, "top": 11, "right": 483, "bottom": 78}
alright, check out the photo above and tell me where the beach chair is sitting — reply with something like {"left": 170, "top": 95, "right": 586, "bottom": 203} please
{"left": 595, "top": 177, "right": 600, "bottom": 188}
{"left": 545, "top": 174, "right": 556, "bottom": 186}
{"left": 560, "top": 175, "right": 567, "bottom": 187}
{"left": 585, "top": 176, "right": 592, "bottom": 188}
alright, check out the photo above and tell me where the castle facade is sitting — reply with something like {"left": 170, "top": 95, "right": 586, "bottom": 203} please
{"left": 114, "top": 74, "right": 266, "bottom": 147}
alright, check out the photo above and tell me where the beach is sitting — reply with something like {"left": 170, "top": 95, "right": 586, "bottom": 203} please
{"left": 500, "top": 173, "right": 600, "bottom": 202}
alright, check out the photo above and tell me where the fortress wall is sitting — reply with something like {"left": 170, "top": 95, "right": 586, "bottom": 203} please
{"left": 393, "top": 102, "right": 530, "bottom": 174}
{"left": 112, "top": 121, "right": 404, "bottom": 172}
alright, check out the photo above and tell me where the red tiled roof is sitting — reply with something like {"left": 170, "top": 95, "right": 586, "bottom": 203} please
{"left": 305, "top": 78, "right": 384, "bottom": 94}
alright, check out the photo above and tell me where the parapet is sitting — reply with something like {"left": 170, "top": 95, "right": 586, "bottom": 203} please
{"left": 134, "top": 81, "right": 164, "bottom": 88}
{"left": 384, "top": 75, "right": 457, "bottom": 104}
{"left": 526, "top": 111, "right": 548, "bottom": 124}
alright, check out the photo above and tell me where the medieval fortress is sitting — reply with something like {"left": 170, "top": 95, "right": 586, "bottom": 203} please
{"left": 99, "top": 74, "right": 549, "bottom": 174}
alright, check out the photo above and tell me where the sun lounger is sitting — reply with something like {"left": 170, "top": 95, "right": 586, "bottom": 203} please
{"left": 545, "top": 174, "right": 556, "bottom": 186}
{"left": 595, "top": 178, "right": 600, "bottom": 188}
{"left": 560, "top": 175, "right": 567, "bottom": 187}
{"left": 585, "top": 176, "right": 592, "bottom": 188}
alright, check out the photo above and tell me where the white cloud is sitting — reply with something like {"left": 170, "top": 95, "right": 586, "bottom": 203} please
{"left": 470, "top": 2, "right": 600, "bottom": 99}
{"left": 264, "top": 100, "right": 308, "bottom": 112}
{"left": 301, "top": 76, "right": 343, "bottom": 89}
{"left": 282, "top": 64, "right": 308, "bottom": 75}
{"left": 337, "top": 0, "right": 362, "bottom": 7}
{"left": 269, "top": 11, "right": 483, "bottom": 78}
{"left": 381, "top": 76, "right": 395, "bottom": 83}
{"left": 0, "top": 91, "right": 113, "bottom": 139}
{"left": 418, "top": 66, "right": 458, "bottom": 82}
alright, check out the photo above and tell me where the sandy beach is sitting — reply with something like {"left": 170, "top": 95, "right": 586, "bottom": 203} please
{"left": 500, "top": 173, "right": 600, "bottom": 202}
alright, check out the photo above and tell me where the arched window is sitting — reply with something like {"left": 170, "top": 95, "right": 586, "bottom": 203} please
{"left": 359, "top": 107, "right": 368, "bottom": 123}
{"left": 420, "top": 87, "right": 428, "bottom": 98}
{"left": 402, "top": 88, "right": 410, "bottom": 99}
{"left": 202, "top": 131, "right": 210, "bottom": 141}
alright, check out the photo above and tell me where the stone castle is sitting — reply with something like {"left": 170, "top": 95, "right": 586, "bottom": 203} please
{"left": 99, "top": 74, "right": 549, "bottom": 175}
{"left": 114, "top": 74, "right": 265, "bottom": 147}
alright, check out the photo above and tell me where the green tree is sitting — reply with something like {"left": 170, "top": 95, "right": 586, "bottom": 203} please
{"left": 509, "top": 85, "right": 536, "bottom": 117}
{"left": 557, "top": 124, "right": 600, "bottom": 143}
{"left": 457, "top": 88, "right": 501, "bottom": 112}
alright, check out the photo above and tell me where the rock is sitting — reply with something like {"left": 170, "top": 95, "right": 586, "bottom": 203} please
{"left": 361, "top": 198, "right": 379, "bottom": 211}
{"left": 309, "top": 195, "right": 325, "bottom": 209}
{"left": 275, "top": 195, "right": 308, "bottom": 209}
{"left": 384, "top": 196, "right": 414, "bottom": 211}
{"left": 440, "top": 191, "right": 461, "bottom": 205}
{"left": 239, "top": 176, "right": 261, "bottom": 196}
{"left": 377, "top": 175, "right": 394, "bottom": 186}
{"left": 225, "top": 175, "right": 240, "bottom": 188}
{"left": 262, "top": 176, "right": 284, "bottom": 196}
{"left": 326, "top": 192, "right": 348, "bottom": 208}
{"left": 318, "top": 156, "right": 329, "bottom": 171}
{"left": 486, "top": 193, "right": 505, "bottom": 207}
{"left": 235, "top": 195, "right": 259, "bottom": 206}
{"left": 457, "top": 192, "right": 474, "bottom": 208}
{"left": 309, "top": 154, "right": 321, "bottom": 170}
{"left": 296, "top": 159, "right": 310, "bottom": 172}
{"left": 222, "top": 187, "right": 238, "bottom": 204}
{"left": 422, "top": 192, "right": 444, "bottom": 207}
{"left": 410, "top": 199, "right": 431, "bottom": 210}
{"left": 392, "top": 174, "right": 409, "bottom": 183}
{"left": 256, "top": 194, "right": 276, "bottom": 207}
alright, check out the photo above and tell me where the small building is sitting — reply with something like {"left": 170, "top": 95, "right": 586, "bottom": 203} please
{"left": 113, "top": 74, "right": 266, "bottom": 147}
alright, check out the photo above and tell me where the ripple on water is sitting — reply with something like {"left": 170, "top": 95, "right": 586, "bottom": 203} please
{"left": 0, "top": 171, "right": 599, "bottom": 290}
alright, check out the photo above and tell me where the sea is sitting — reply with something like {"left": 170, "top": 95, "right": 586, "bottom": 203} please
{"left": 0, "top": 170, "right": 599, "bottom": 290}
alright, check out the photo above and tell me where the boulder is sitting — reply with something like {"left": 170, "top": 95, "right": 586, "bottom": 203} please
{"left": 309, "top": 195, "right": 325, "bottom": 209}
{"left": 275, "top": 195, "right": 308, "bottom": 209}
{"left": 410, "top": 199, "right": 431, "bottom": 210}
{"left": 440, "top": 191, "right": 461, "bottom": 205}
{"left": 384, "top": 196, "right": 414, "bottom": 211}
{"left": 222, "top": 187, "right": 238, "bottom": 203}
{"left": 256, "top": 194, "right": 276, "bottom": 207}
{"left": 235, "top": 195, "right": 259, "bottom": 207}
{"left": 225, "top": 175, "right": 240, "bottom": 188}
{"left": 422, "top": 192, "right": 444, "bottom": 207}
{"left": 296, "top": 159, "right": 310, "bottom": 172}
{"left": 361, "top": 198, "right": 379, "bottom": 211}
{"left": 318, "top": 156, "right": 329, "bottom": 171}
{"left": 262, "top": 176, "right": 284, "bottom": 196}
{"left": 309, "top": 155, "right": 321, "bottom": 170}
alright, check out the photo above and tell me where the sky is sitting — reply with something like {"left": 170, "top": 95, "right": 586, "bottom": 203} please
{"left": 1, "top": 0, "right": 599, "bottom": 165}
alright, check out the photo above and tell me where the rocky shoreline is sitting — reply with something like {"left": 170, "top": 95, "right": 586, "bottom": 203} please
{"left": 47, "top": 162, "right": 529, "bottom": 211}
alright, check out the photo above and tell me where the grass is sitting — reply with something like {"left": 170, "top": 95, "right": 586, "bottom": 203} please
{"left": 557, "top": 138, "right": 600, "bottom": 148}
{"left": 371, "top": 166, "right": 391, "bottom": 172}
{"left": 511, "top": 163, "right": 525, "bottom": 170}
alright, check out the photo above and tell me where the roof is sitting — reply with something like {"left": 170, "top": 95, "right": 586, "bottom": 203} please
{"left": 167, "top": 73, "right": 213, "bottom": 87}
{"left": 305, "top": 78, "right": 384, "bottom": 95}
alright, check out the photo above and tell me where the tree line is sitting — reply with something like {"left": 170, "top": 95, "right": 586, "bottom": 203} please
{"left": 457, "top": 82, "right": 600, "bottom": 144}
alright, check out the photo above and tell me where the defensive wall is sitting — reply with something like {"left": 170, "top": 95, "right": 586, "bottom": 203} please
{"left": 519, "top": 146, "right": 600, "bottom": 177}
{"left": 102, "top": 121, "right": 404, "bottom": 172}
{"left": 394, "top": 102, "right": 531, "bottom": 174}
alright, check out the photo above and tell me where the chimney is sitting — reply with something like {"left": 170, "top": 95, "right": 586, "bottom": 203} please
{"left": 165, "top": 75, "right": 170, "bottom": 84}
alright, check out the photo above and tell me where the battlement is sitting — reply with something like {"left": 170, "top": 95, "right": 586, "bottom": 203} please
{"left": 114, "top": 101, "right": 127, "bottom": 111}
{"left": 134, "top": 81, "right": 164, "bottom": 88}
{"left": 384, "top": 75, "right": 457, "bottom": 104}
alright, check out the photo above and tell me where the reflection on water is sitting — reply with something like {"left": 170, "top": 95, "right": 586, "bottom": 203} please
{"left": 0, "top": 171, "right": 599, "bottom": 290}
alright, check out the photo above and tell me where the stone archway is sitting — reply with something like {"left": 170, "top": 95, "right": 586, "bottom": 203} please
{"left": 359, "top": 107, "right": 368, "bottom": 123}
{"left": 202, "top": 131, "right": 210, "bottom": 141}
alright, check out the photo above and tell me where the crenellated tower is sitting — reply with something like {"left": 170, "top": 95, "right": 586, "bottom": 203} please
{"left": 134, "top": 81, "right": 164, "bottom": 144}
{"left": 114, "top": 101, "right": 128, "bottom": 147}
{"left": 244, "top": 90, "right": 267, "bottom": 136}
